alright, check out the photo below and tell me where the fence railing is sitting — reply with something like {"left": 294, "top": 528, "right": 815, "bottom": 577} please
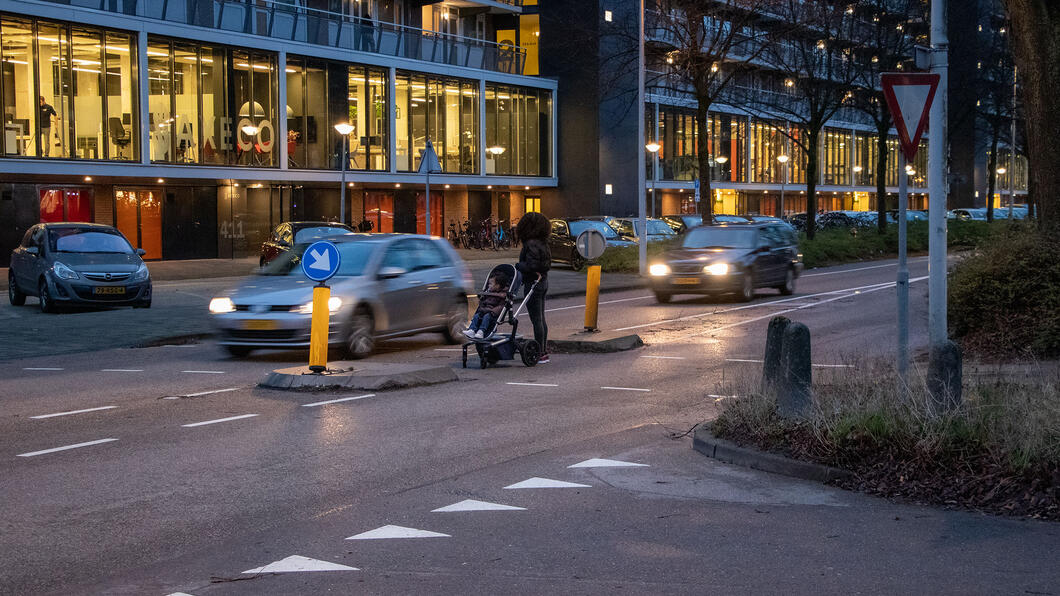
{"left": 48, "top": 0, "right": 527, "bottom": 75}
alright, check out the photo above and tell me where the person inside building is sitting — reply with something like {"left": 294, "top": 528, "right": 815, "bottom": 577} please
{"left": 38, "top": 96, "right": 58, "bottom": 157}
{"left": 515, "top": 212, "right": 551, "bottom": 364}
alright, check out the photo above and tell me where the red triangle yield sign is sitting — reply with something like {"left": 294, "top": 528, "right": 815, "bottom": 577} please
{"left": 881, "top": 73, "right": 940, "bottom": 163}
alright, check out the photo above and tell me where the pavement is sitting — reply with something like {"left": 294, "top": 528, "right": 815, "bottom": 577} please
{"left": 3, "top": 255, "right": 1058, "bottom": 594}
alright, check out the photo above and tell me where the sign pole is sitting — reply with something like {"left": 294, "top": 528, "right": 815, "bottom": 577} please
{"left": 636, "top": 0, "right": 647, "bottom": 276}
{"left": 301, "top": 241, "right": 341, "bottom": 374}
{"left": 928, "top": 0, "right": 949, "bottom": 349}
{"left": 897, "top": 155, "right": 909, "bottom": 382}
{"left": 426, "top": 165, "right": 431, "bottom": 237}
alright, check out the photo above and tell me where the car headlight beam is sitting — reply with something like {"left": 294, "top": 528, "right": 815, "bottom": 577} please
{"left": 209, "top": 297, "right": 235, "bottom": 314}
{"left": 704, "top": 263, "right": 730, "bottom": 276}
{"left": 295, "top": 297, "right": 343, "bottom": 315}
{"left": 649, "top": 264, "right": 671, "bottom": 277}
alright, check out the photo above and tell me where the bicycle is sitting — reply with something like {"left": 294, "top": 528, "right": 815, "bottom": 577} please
{"left": 492, "top": 218, "right": 512, "bottom": 250}
{"left": 447, "top": 219, "right": 461, "bottom": 248}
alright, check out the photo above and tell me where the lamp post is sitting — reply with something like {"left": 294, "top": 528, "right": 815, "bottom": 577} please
{"left": 996, "top": 167, "right": 1007, "bottom": 213}
{"left": 646, "top": 142, "right": 660, "bottom": 218}
{"left": 777, "top": 154, "right": 789, "bottom": 217}
{"left": 334, "top": 123, "right": 354, "bottom": 225}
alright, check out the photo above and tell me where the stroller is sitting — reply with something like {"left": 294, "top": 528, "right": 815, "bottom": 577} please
{"left": 461, "top": 264, "right": 542, "bottom": 369}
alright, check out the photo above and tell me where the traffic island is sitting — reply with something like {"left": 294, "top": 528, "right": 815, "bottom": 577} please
{"left": 547, "top": 330, "right": 643, "bottom": 354}
{"left": 692, "top": 427, "right": 853, "bottom": 484}
{"left": 261, "top": 361, "right": 458, "bottom": 391}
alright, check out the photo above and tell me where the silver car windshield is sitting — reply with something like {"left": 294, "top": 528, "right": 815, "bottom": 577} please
{"left": 569, "top": 220, "right": 619, "bottom": 239}
{"left": 294, "top": 226, "right": 351, "bottom": 243}
{"left": 260, "top": 241, "right": 378, "bottom": 277}
{"left": 683, "top": 227, "right": 757, "bottom": 249}
{"left": 50, "top": 229, "right": 134, "bottom": 254}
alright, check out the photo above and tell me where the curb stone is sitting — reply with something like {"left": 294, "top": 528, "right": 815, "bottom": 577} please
{"left": 260, "top": 362, "right": 458, "bottom": 392}
{"left": 693, "top": 427, "right": 853, "bottom": 484}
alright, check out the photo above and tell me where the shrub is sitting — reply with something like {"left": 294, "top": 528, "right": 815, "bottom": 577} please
{"left": 597, "top": 239, "right": 680, "bottom": 273}
{"left": 949, "top": 225, "right": 1060, "bottom": 358}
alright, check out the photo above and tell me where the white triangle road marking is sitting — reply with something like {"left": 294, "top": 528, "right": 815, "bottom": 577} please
{"left": 242, "top": 554, "right": 358, "bottom": 574}
{"left": 892, "top": 84, "right": 932, "bottom": 141}
{"left": 346, "top": 524, "right": 450, "bottom": 540}
{"left": 504, "top": 477, "right": 592, "bottom": 489}
{"left": 432, "top": 499, "right": 526, "bottom": 512}
{"left": 568, "top": 458, "right": 649, "bottom": 469}
{"left": 166, "top": 593, "right": 196, "bottom": 596}
{"left": 308, "top": 248, "right": 331, "bottom": 271}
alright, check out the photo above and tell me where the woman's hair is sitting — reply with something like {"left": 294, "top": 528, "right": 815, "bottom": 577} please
{"left": 516, "top": 212, "right": 550, "bottom": 242}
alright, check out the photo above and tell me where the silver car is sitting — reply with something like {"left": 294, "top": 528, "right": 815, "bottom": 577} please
{"left": 209, "top": 234, "right": 473, "bottom": 358}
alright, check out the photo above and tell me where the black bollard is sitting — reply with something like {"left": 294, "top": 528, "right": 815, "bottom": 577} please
{"left": 927, "top": 339, "right": 962, "bottom": 412}
{"left": 778, "top": 322, "right": 812, "bottom": 419}
{"left": 761, "top": 316, "right": 792, "bottom": 395}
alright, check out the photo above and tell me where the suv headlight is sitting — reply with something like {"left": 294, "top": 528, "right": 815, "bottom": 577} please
{"left": 649, "top": 264, "right": 671, "bottom": 276}
{"left": 131, "top": 263, "right": 150, "bottom": 281}
{"left": 209, "top": 297, "right": 235, "bottom": 314}
{"left": 294, "top": 297, "right": 342, "bottom": 314}
{"left": 52, "top": 261, "right": 79, "bottom": 280}
{"left": 704, "top": 263, "right": 729, "bottom": 276}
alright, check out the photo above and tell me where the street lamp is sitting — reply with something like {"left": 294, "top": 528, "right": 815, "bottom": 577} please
{"left": 646, "top": 142, "right": 661, "bottom": 218}
{"left": 777, "top": 154, "right": 790, "bottom": 217}
{"left": 334, "top": 123, "right": 354, "bottom": 225}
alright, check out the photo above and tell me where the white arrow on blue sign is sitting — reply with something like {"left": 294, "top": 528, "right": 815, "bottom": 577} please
{"left": 301, "top": 241, "right": 341, "bottom": 283}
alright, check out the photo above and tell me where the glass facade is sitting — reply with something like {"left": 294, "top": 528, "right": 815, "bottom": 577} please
{"left": 286, "top": 57, "right": 388, "bottom": 171}
{"left": 1, "top": 16, "right": 137, "bottom": 160}
{"left": 485, "top": 83, "right": 551, "bottom": 176}
{"left": 148, "top": 36, "right": 277, "bottom": 166}
{"left": 821, "top": 128, "right": 850, "bottom": 186}
{"left": 395, "top": 72, "right": 478, "bottom": 173}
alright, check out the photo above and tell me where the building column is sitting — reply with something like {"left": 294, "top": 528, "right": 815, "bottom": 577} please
{"left": 278, "top": 50, "right": 288, "bottom": 171}
{"left": 388, "top": 66, "right": 397, "bottom": 174}
{"left": 478, "top": 79, "right": 487, "bottom": 178}
{"left": 137, "top": 32, "right": 150, "bottom": 165}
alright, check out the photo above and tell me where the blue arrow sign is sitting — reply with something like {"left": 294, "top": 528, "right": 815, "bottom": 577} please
{"left": 301, "top": 241, "right": 341, "bottom": 283}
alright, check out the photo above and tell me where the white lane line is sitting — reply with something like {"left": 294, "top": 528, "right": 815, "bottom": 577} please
{"left": 616, "top": 280, "right": 896, "bottom": 332}
{"left": 181, "top": 370, "right": 226, "bottom": 374}
{"left": 506, "top": 382, "right": 559, "bottom": 387}
{"left": 801, "top": 258, "right": 928, "bottom": 278}
{"left": 101, "top": 368, "right": 144, "bottom": 372}
{"left": 708, "top": 395, "right": 740, "bottom": 402}
{"left": 726, "top": 358, "right": 763, "bottom": 364}
{"left": 22, "top": 367, "right": 63, "bottom": 371}
{"left": 540, "top": 294, "right": 655, "bottom": 314}
{"left": 726, "top": 358, "right": 854, "bottom": 369}
{"left": 30, "top": 406, "right": 117, "bottom": 420}
{"left": 163, "top": 386, "right": 244, "bottom": 400}
{"left": 181, "top": 414, "right": 258, "bottom": 427}
{"left": 433, "top": 348, "right": 464, "bottom": 352}
{"left": 813, "top": 363, "right": 856, "bottom": 368}
{"left": 302, "top": 394, "right": 375, "bottom": 407}
{"left": 641, "top": 355, "right": 686, "bottom": 360}
{"left": 601, "top": 386, "right": 651, "bottom": 392}
{"left": 17, "top": 438, "right": 118, "bottom": 457}
{"left": 161, "top": 344, "right": 198, "bottom": 348}
{"left": 686, "top": 276, "right": 927, "bottom": 339}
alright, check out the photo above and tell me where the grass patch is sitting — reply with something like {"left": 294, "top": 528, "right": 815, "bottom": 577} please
{"left": 710, "top": 361, "right": 1060, "bottom": 519}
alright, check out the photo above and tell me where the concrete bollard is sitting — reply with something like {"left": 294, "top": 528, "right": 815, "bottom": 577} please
{"left": 761, "top": 316, "right": 792, "bottom": 394}
{"left": 778, "top": 322, "right": 812, "bottom": 419}
{"left": 927, "top": 339, "right": 962, "bottom": 411}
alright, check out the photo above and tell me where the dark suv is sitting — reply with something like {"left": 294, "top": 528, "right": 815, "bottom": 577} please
{"left": 646, "top": 222, "right": 802, "bottom": 303}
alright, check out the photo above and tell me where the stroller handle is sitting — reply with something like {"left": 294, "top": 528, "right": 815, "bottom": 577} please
{"left": 511, "top": 278, "right": 540, "bottom": 319}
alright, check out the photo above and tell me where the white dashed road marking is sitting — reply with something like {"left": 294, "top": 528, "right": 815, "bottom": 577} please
{"left": 346, "top": 525, "right": 450, "bottom": 540}
{"left": 181, "top": 414, "right": 258, "bottom": 428}
{"left": 601, "top": 386, "right": 651, "bottom": 392}
{"left": 181, "top": 370, "right": 226, "bottom": 374}
{"left": 641, "top": 355, "right": 686, "bottom": 360}
{"left": 504, "top": 477, "right": 592, "bottom": 489}
{"left": 506, "top": 382, "right": 558, "bottom": 387}
{"left": 569, "top": 458, "right": 649, "bottom": 469}
{"left": 243, "top": 555, "right": 358, "bottom": 574}
{"left": 16, "top": 438, "right": 118, "bottom": 457}
{"left": 432, "top": 499, "right": 526, "bottom": 512}
{"left": 30, "top": 406, "right": 117, "bottom": 419}
{"left": 163, "top": 386, "right": 244, "bottom": 400}
{"left": 101, "top": 369, "right": 144, "bottom": 372}
{"left": 302, "top": 394, "right": 375, "bottom": 407}
{"left": 728, "top": 358, "right": 855, "bottom": 369}
{"left": 22, "top": 367, "right": 63, "bottom": 371}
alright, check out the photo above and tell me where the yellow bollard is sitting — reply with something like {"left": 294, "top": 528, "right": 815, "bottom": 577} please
{"left": 584, "top": 264, "right": 601, "bottom": 331}
{"left": 308, "top": 284, "right": 331, "bottom": 373}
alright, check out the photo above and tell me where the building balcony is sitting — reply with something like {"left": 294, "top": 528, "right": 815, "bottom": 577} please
{"left": 36, "top": 0, "right": 527, "bottom": 74}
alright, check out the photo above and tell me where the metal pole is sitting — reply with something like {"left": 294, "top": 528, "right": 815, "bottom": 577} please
{"left": 1009, "top": 66, "right": 1017, "bottom": 219}
{"left": 426, "top": 168, "right": 431, "bottom": 237}
{"left": 898, "top": 155, "right": 909, "bottom": 381}
{"left": 637, "top": 0, "right": 647, "bottom": 275}
{"left": 339, "top": 135, "right": 347, "bottom": 225}
{"left": 651, "top": 160, "right": 656, "bottom": 219}
{"left": 928, "top": 0, "right": 948, "bottom": 348}
{"left": 780, "top": 164, "right": 786, "bottom": 217}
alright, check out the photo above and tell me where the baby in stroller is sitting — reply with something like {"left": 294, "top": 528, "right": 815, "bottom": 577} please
{"left": 464, "top": 270, "right": 510, "bottom": 339}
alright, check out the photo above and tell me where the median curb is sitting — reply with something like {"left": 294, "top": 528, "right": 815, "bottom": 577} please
{"left": 547, "top": 330, "right": 644, "bottom": 353}
{"left": 692, "top": 427, "right": 853, "bottom": 484}
{"left": 260, "top": 362, "right": 458, "bottom": 391}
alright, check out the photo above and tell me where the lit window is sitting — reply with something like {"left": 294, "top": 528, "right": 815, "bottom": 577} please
{"left": 604, "top": 10, "right": 612, "bottom": 22}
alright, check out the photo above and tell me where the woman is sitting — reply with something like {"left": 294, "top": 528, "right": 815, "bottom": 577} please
{"left": 515, "top": 212, "right": 552, "bottom": 364}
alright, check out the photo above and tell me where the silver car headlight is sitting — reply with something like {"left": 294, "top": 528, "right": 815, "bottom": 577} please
{"left": 131, "top": 263, "right": 150, "bottom": 282}
{"left": 294, "top": 297, "right": 343, "bottom": 314}
{"left": 53, "top": 261, "right": 79, "bottom": 280}
{"left": 704, "top": 263, "right": 729, "bottom": 276}
{"left": 649, "top": 264, "right": 671, "bottom": 276}
{"left": 209, "top": 297, "right": 235, "bottom": 314}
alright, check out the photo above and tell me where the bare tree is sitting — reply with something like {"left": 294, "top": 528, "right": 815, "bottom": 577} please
{"left": 746, "top": 0, "right": 862, "bottom": 239}
{"left": 1004, "top": 0, "right": 1060, "bottom": 228}
{"left": 848, "top": 0, "right": 924, "bottom": 234}
{"left": 977, "top": 22, "right": 1016, "bottom": 223}
{"left": 647, "top": 0, "right": 774, "bottom": 225}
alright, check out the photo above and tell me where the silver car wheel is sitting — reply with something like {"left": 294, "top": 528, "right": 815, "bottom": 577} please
{"left": 443, "top": 299, "right": 468, "bottom": 344}
{"left": 740, "top": 271, "right": 755, "bottom": 302}
{"left": 346, "top": 308, "right": 375, "bottom": 359}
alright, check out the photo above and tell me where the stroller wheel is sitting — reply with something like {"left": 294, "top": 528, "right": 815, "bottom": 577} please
{"left": 520, "top": 339, "right": 541, "bottom": 367}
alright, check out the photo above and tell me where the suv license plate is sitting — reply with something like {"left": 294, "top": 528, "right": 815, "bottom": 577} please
{"left": 674, "top": 277, "right": 700, "bottom": 285}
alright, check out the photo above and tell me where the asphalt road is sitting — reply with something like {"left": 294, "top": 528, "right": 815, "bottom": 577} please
{"left": 2, "top": 257, "right": 1057, "bottom": 595}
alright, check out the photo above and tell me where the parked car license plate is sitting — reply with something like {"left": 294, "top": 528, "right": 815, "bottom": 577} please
{"left": 243, "top": 319, "right": 278, "bottom": 330}
{"left": 93, "top": 286, "right": 126, "bottom": 295}
{"left": 673, "top": 277, "right": 700, "bottom": 285}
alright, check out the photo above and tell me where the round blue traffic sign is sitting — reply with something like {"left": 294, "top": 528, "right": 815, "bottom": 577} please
{"left": 301, "top": 241, "right": 341, "bottom": 283}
